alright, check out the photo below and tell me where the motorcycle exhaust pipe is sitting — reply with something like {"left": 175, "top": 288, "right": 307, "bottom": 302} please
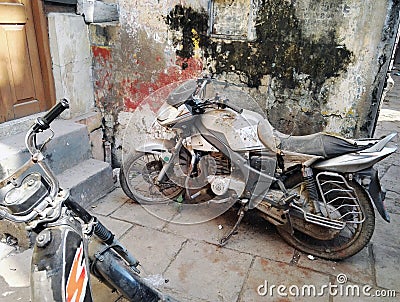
{"left": 89, "top": 239, "right": 177, "bottom": 302}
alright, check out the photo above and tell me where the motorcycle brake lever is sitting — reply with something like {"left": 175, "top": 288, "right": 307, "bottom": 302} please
{"left": 39, "top": 128, "right": 55, "bottom": 152}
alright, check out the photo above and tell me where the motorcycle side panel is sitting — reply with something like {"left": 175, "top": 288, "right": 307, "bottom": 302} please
{"left": 190, "top": 134, "right": 219, "bottom": 152}
{"left": 31, "top": 224, "right": 92, "bottom": 302}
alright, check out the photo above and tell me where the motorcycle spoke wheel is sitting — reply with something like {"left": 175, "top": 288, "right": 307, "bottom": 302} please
{"left": 278, "top": 179, "right": 375, "bottom": 260}
{"left": 120, "top": 152, "right": 183, "bottom": 203}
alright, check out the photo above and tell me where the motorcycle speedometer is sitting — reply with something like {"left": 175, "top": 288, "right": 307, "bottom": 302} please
{"left": 4, "top": 173, "right": 48, "bottom": 215}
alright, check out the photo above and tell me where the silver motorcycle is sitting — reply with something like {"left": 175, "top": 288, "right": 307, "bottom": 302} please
{"left": 120, "top": 78, "right": 397, "bottom": 260}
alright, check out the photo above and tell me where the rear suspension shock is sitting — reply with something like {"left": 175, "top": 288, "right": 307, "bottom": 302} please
{"left": 302, "top": 167, "right": 322, "bottom": 214}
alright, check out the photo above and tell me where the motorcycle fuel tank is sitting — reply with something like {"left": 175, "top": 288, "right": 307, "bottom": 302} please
{"left": 197, "top": 109, "right": 265, "bottom": 151}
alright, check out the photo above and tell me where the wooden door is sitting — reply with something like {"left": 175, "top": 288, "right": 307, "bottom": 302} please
{"left": 0, "top": 0, "right": 53, "bottom": 122}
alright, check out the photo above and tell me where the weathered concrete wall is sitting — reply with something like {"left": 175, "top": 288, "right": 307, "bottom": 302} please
{"left": 48, "top": 13, "right": 95, "bottom": 118}
{"left": 89, "top": 0, "right": 400, "bottom": 165}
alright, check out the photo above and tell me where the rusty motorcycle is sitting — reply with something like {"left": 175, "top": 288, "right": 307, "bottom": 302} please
{"left": 120, "top": 78, "right": 397, "bottom": 260}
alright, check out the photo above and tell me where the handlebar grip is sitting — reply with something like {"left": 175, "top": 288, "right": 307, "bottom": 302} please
{"left": 33, "top": 99, "right": 69, "bottom": 132}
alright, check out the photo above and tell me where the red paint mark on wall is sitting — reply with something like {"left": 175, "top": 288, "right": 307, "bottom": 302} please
{"left": 92, "top": 45, "right": 203, "bottom": 115}
{"left": 92, "top": 46, "right": 112, "bottom": 62}
{"left": 92, "top": 46, "right": 115, "bottom": 112}
{"left": 121, "top": 57, "right": 203, "bottom": 113}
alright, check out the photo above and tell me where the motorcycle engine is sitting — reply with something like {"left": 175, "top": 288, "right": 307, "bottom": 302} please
{"left": 3, "top": 173, "right": 49, "bottom": 215}
{"left": 209, "top": 176, "right": 230, "bottom": 196}
{"left": 206, "top": 152, "right": 239, "bottom": 196}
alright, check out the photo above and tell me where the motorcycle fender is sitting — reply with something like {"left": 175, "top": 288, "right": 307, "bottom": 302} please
{"left": 357, "top": 168, "right": 390, "bottom": 222}
{"left": 31, "top": 222, "right": 92, "bottom": 302}
{"left": 135, "top": 139, "right": 174, "bottom": 154}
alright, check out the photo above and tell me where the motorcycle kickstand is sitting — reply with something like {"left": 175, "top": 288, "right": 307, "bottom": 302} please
{"left": 282, "top": 209, "right": 295, "bottom": 235}
{"left": 219, "top": 203, "right": 247, "bottom": 247}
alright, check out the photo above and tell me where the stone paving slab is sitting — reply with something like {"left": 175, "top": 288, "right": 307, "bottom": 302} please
{"left": 375, "top": 119, "right": 400, "bottom": 135}
{"left": 164, "top": 240, "right": 253, "bottom": 302}
{"left": 162, "top": 207, "right": 236, "bottom": 245}
{"left": 119, "top": 224, "right": 187, "bottom": 276}
{"left": 240, "top": 256, "right": 330, "bottom": 302}
{"left": 372, "top": 212, "right": 400, "bottom": 250}
{"left": 0, "top": 243, "right": 14, "bottom": 261}
{"left": 373, "top": 244, "right": 400, "bottom": 290}
{"left": 223, "top": 219, "right": 296, "bottom": 264}
{"left": 90, "top": 187, "right": 130, "bottom": 216}
{"left": 91, "top": 278, "right": 123, "bottom": 302}
{"left": 383, "top": 190, "right": 400, "bottom": 215}
{"left": 95, "top": 214, "right": 133, "bottom": 239}
{"left": 164, "top": 208, "right": 296, "bottom": 264}
{"left": 296, "top": 246, "right": 374, "bottom": 285}
{"left": 111, "top": 201, "right": 176, "bottom": 230}
{"left": 332, "top": 282, "right": 397, "bottom": 302}
{"left": 0, "top": 249, "right": 31, "bottom": 302}
{"left": 0, "top": 278, "right": 29, "bottom": 302}
{"left": 0, "top": 249, "right": 31, "bottom": 288}
{"left": 380, "top": 165, "right": 400, "bottom": 194}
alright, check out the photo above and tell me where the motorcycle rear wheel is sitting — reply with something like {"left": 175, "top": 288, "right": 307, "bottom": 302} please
{"left": 277, "top": 179, "right": 375, "bottom": 260}
{"left": 120, "top": 152, "right": 183, "bottom": 203}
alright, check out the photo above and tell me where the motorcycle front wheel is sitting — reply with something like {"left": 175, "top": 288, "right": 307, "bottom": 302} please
{"left": 277, "top": 179, "right": 375, "bottom": 260}
{"left": 120, "top": 152, "right": 183, "bottom": 203}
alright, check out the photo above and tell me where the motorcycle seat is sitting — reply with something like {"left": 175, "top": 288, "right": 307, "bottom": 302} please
{"left": 257, "top": 119, "right": 365, "bottom": 158}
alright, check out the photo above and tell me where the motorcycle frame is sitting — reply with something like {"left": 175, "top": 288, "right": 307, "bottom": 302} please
{"left": 138, "top": 115, "right": 395, "bottom": 222}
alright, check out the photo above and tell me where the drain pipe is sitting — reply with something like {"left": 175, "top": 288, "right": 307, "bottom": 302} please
{"left": 104, "top": 141, "right": 112, "bottom": 164}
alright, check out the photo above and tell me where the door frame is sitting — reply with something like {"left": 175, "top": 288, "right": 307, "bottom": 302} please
{"left": 31, "top": 0, "right": 55, "bottom": 110}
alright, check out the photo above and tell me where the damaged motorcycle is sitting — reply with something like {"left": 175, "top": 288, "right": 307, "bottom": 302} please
{"left": 120, "top": 78, "right": 397, "bottom": 260}
{"left": 0, "top": 100, "right": 176, "bottom": 302}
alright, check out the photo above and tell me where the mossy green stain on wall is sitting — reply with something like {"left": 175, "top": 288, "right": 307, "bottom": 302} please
{"left": 165, "top": 1, "right": 353, "bottom": 93}
{"left": 165, "top": 5, "right": 209, "bottom": 63}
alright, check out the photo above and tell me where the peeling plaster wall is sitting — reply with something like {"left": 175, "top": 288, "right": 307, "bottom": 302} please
{"left": 89, "top": 0, "right": 399, "bottom": 165}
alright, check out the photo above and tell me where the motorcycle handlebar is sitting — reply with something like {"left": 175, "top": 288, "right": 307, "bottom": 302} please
{"left": 0, "top": 100, "right": 70, "bottom": 223}
{"left": 33, "top": 99, "right": 69, "bottom": 133}
{"left": 24, "top": 100, "right": 69, "bottom": 203}
{"left": 221, "top": 99, "right": 244, "bottom": 114}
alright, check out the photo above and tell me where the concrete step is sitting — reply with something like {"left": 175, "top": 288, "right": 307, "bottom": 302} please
{"left": 0, "top": 119, "right": 91, "bottom": 179}
{"left": 58, "top": 158, "right": 114, "bottom": 206}
{"left": 0, "top": 113, "right": 43, "bottom": 139}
